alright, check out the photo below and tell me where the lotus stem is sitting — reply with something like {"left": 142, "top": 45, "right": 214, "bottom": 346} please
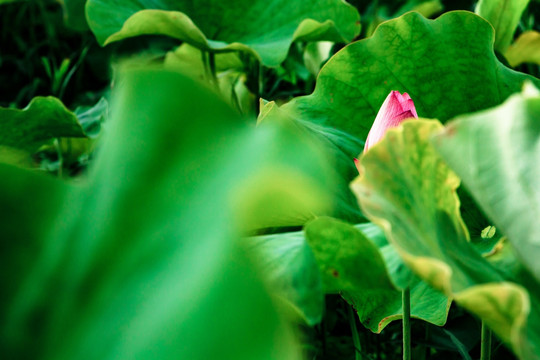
{"left": 54, "top": 138, "right": 63, "bottom": 178}
{"left": 347, "top": 305, "right": 363, "bottom": 360}
{"left": 252, "top": 57, "right": 263, "bottom": 115}
{"left": 208, "top": 51, "right": 218, "bottom": 87}
{"left": 402, "top": 287, "right": 411, "bottom": 360}
{"left": 481, "top": 321, "right": 491, "bottom": 360}
{"left": 201, "top": 50, "right": 218, "bottom": 88}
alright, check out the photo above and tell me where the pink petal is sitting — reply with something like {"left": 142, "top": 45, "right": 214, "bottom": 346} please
{"left": 354, "top": 158, "right": 361, "bottom": 173}
{"left": 401, "top": 92, "right": 412, "bottom": 101}
{"left": 402, "top": 99, "right": 418, "bottom": 118}
{"left": 374, "top": 91, "right": 406, "bottom": 126}
{"left": 394, "top": 91, "right": 408, "bottom": 105}
{"left": 393, "top": 109, "right": 416, "bottom": 122}
{"left": 363, "top": 91, "right": 419, "bottom": 153}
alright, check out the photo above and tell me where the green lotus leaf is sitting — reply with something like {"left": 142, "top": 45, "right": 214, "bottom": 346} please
{"left": 305, "top": 217, "right": 450, "bottom": 333}
{"left": 85, "top": 0, "right": 360, "bottom": 66}
{"left": 0, "top": 97, "right": 86, "bottom": 153}
{"left": 475, "top": 0, "right": 530, "bottom": 53}
{"left": 280, "top": 11, "right": 540, "bottom": 145}
{"left": 432, "top": 84, "right": 540, "bottom": 359}
{"left": 433, "top": 84, "right": 540, "bottom": 288}
{"left": 245, "top": 231, "right": 324, "bottom": 326}
{"left": 1, "top": 68, "right": 339, "bottom": 359}
{"left": 351, "top": 119, "right": 539, "bottom": 358}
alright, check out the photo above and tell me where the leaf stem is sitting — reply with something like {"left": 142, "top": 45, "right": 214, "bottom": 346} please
{"left": 253, "top": 58, "right": 262, "bottom": 115}
{"left": 402, "top": 287, "right": 411, "bottom": 360}
{"left": 348, "top": 305, "right": 363, "bottom": 360}
{"left": 208, "top": 51, "right": 218, "bottom": 87}
{"left": 421, "top": 322, "right": 430, "bottom": 360}
{"left": 54, "top": 138, "right": 63, "bottom": 178}
{"left": 201, "top": 50, "right": 218, "bottom": 88}
{"left": 481, "top": 321, "right": 491, "bottom": 360}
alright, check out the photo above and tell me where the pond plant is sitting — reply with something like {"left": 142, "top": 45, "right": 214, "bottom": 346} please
{"left": 2, "top": 0, "right": 540, "bottom": 359}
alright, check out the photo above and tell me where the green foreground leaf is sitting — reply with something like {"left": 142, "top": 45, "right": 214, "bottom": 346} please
{"left": 433, "top": 84, "right": 540, "bottom": 288}
{"left": 0, "top": 68, "right": 338, "bottom": 359}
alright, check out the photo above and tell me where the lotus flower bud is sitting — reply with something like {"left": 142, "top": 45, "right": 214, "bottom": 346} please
{"left": 363, "top": 90, "right": 418, "bottom": 152}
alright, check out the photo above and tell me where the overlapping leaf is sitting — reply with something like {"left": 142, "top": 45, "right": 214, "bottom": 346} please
{"left": 351, "top": 119, "right": 539, "bottom": 358}
{"left": 85, "top": 0, "right": 360, "bottom": 66}
{"left": 280, "top": 11, "right": 540, "bottom": 144}
{"left": 246, "top": 216, "right": 450, "bottom": 332}
{"left": 305, "top": 217, "right": 450, "bottom": 333}
{"left": 433, "top": 85, "right": 540, "bottom": 286}
{"left": 432, "top": 85, "right": 540, "bottom": 359}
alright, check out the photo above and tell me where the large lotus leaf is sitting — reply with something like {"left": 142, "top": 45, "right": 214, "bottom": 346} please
{"left": 432, "top": 84, "right": 540, "bottom": 354}
{"left": 351, "top": 119, "right": 540, "bottom": 358}
{"left": 0, "top": 97, "right": 86, "bottom": 153}
{"left": 0, "top": 69, "right": 339, "bottom": 359}
{"left": 433, "top": 85, "right": 540, "bottom": 287}
{"left": 305, "top": 217, "right": 450, "bottom": 333}
{"left": 475, "top": 0, "right": 530, "bottom": 53}
{"left": 280, "top": 11, "right": 540, "bottom": 144}
{"left": 85, "top": 0, "right": 360, "bottom": 66}
{"left": 245, "top": 231, "right": 324, "bottom": 326}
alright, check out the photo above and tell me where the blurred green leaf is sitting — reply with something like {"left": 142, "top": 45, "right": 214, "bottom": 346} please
{"left": 85, "top": 0, "right": 360, "bottom": 66}
{"left": 61, "top": 0, "right": 90, "bottom": 31}
{"left": 305, "top": 217, "right": 450, "bottom": 333}
{"left": 352, "top": 119, "right": 539, "bottom": 358}
{"left": 1, "top": 68, "right": 338, "bottom": 359}
{"left": 0, "top": 96, "right": 86, "bottom": 153}
{"left": 164, "top": 43, "right": 244, "bottom": 76}
{"left": 0, "top": 164, "right": 69, "bottom": 320}
{"left": 74, "top": 97, "right": 108, "bottom": 138}
{"left": 280, "top": 11, "right": 540, "bottom": 145}
{"left": 475, "top": 0, "right": 530, "bottom": 53}
{"left": 164, "top": 44, "right": 254, "bottom": 115}
{"left": 506, "top": 30, "right": 540, "bottom": 67}
{"left": 258, "top": 100, "right": 363, "bottom": 222}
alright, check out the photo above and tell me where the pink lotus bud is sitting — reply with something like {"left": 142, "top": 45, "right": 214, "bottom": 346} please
{"left": 363, "top": 91, "right": 418, "bottom": 153}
